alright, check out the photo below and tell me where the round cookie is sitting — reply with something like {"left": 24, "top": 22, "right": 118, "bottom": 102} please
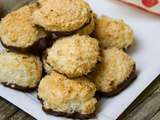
{"left": 43, "top": 34, "right": 100, "bottom": 78}
{"left": 0, "top": 51, "right": 42, "bottom": 92}
{"left": 95, "top": 16, "right": 134, "bottom": 49}
{"left": 89, "top": 48, "right": 136, "bottom": 96}
{"left": 32, "top": 0, "right": 91, "bottom": 35}
{"left": 0, "top": 3, "right": 52, "bottom": 55}
{"left": 38, "top": 71, "right": 97, "bottom": 119}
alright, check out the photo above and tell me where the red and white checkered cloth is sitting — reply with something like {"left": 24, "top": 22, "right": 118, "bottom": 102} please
{"left": 121, "top": 0, "right": 160, "bottom": 15}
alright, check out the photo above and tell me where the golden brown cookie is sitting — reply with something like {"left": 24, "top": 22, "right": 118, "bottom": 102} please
{"left": 0, "top": 51, "right": 42, "bottom": 91}
{"left": 95, "top": 16, "right": 134, "bottom": 49}
{"left": 89, "top": 48, "right": 136, "bottom": 96}
{"left": 0, "top": 3, "right": 52, "bottom": 55}
{"left": 32, "top": 0, "right": 91, "bottom": 35}
{"left": 38, "top": 71, "right": 97, "bottom": 119}
{"left": 43, "top": 34, "right": 100, "bottom": 78}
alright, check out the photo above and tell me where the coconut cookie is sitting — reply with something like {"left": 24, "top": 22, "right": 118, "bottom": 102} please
{"left": 89, "top": 48, "right": 136, "bottom": 96}
{"left": 0, "top": 51, "right": 42, "bottom": 92}
{"left": 32, "top": 0, "right": 91, "bottom": 36}
{"left": 38, "top": 71, "right": 97, "bottom": 119}
{"left": 95, "top": 16, "right": 134, "bottom": 49}
{"left": 43, "top": 34, "right": 100, "bottom": 78}
{"left": 0, "top": 3, "right": 51, "bottom": 55}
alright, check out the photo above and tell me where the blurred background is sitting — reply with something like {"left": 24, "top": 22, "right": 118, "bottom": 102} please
{"left": 0, "top": 0, "right": 32, "bottom": 17}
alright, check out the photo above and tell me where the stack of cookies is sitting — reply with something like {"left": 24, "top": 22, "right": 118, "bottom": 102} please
{"left": 0, "top": 0, "right": 137, "bottom": 119}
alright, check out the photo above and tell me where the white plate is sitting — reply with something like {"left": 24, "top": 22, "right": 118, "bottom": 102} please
{"left": 0, "top": 0, "right": 160, "bottom": 120}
